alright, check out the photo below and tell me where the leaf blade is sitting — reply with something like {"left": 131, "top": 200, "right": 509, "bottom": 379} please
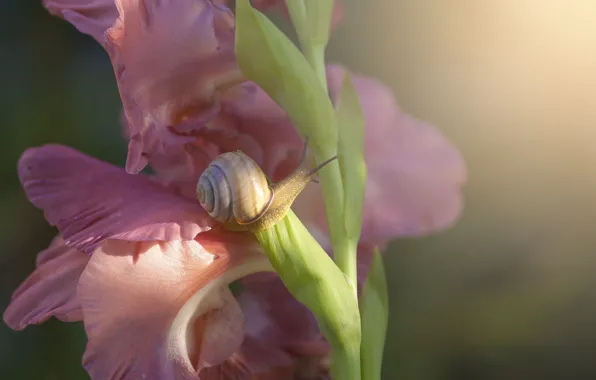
{"left": 360, "top": 248, "right": 389, "bottom": 380}
{"left": 336, "top": 72, "right": 367, "bottom": 243}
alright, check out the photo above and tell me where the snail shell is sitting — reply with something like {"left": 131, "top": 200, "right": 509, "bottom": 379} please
{"left": 196, "top": 140, "right": 337, "bottom": 232}
{"left": 197, "top": 151, "right": 274, "bottom": 225}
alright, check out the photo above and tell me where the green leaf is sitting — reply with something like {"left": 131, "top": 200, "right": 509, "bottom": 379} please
{"left": 328, "top": 71, "right": 366, "bottom": 285}
{"left": 360, "top": 248, "right": 389, "bottom": 380}
{"left": 285, "top": 0, "right": 333, "bottom": 87}
{"left": 255, "top": 210, "right": 361, "bottom": 380}
{"left": 336, "top": 72, "right": 367, "bottom": 243}
{"left": 305, "top": 0, "right": 334, "bottom": 46}
{"left": 286, "top": 0, "right": 334, "bottom": 47}
{"left": 234, "top": 0, "right": 337, "bottom": 158}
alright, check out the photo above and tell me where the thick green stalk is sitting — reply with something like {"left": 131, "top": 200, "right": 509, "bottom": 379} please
{"left": 304, "top": 44, "right": 328, "bottom": 90}
{"left": 234, "top": 2, "right": 364, "bottom": 378}
{"left": 255, "top": 210, "right": 361, "bottom": 380}
{"left": 317, "top": 162, "right": 357, "bottom": 291}
{"left": 334, "top": 73, "right": 367, "bottom": 295}
{"left": 286, "top": 0, "right": 359, "bottom": 290}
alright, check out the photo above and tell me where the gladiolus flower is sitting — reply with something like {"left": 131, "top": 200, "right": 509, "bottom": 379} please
{"left": 3, "top": 145, "right": 303, "bottom": 378}
{"left": 4, "top": 0, "right": 466, "bottom": 379}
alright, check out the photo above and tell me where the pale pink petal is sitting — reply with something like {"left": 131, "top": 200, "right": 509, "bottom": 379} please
{"left": 44, "top": 0, "right": 118, "bottom": 44}
{"left": 294, "top": 64, "right": 466, "bottom": 245}
{"left": 3, "top": 237, "right": 88, "bottom": 330}
{"left": 199, "top": 337, "right": 295, "bottom": 379}
{"left": 78, "top": 233, "right": 272, "bottom": 380}
{"left": 18, "top": 145, "right": 212, "bottom": 254}
{"left": 106, "top": 0, "right": 244, "bottom": 173}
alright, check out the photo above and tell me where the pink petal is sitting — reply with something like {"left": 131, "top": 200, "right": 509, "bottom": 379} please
{"left": 78, "top": 233, "right": 272, "bottom": 380}
{"left": 105, "top": 0, "right": 243, "bottom": 173}
{"left": 294, "top": 64, "right": 467, "bottom": 246}
{"left": 199, "top": 337, "right": 295, "bottom": 379}
{"left": 3, "top": 236, "right": 89, "bottom": 330}
{"left": 218, "top": 85, "right": 304, "bottom": 181}
{"left": 148, "top": 85, "right": 304, "bottom": 200}
{"left": 44, "top": 0, "right": 119, "bottom": 44}
{"left": 18, "top": 145, "right": 212, "bottom": 254}
{"left": 238, "top": 273, "right": 328, "bottom": 354}
{"left": 146, "top": 119, "right": 266, "bottom": 200}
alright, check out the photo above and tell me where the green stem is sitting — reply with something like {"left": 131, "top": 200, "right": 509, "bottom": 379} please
{"left": 286, "top": 3, "right": 357, "bottom": 290}
{"left": 304, "top": 44, "right": 328, "bottom": 91}
{"left": 317, "top": 158, "right": 359, "bottom": 293}
{"left": 255, "top": 211, "right": 361, "bottom": 380}
{"left": 332, "top": 345, "right": 362, "bottom": 380}
{"left": 310, "top": 55, "right": 358, "bottom": 295}
{"left": 336, "top": 239, "right": 358, "bottom": 294}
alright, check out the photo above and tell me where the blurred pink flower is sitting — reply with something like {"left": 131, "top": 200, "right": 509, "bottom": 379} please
{"left": 4, "top": 0, "right": 466, "bottom": 379}
{"left": 294, "top": 65, "right": 467, "bottom": 249}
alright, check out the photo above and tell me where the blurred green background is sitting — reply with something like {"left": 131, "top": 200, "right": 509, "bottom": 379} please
{"left": 3, "top": 0, "right": 596, "bottom": 379}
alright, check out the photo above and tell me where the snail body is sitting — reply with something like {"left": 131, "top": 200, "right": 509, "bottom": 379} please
{"left": 196, "top": 140, "right": 335, "bottom": 232}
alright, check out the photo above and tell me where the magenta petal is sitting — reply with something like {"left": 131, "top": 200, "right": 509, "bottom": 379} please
{"left": 147, "top": 85, "right": 304, "bottom": 201}
{"left": 3, "top": 237, "right": 88, "bottom": 330}
{"left": 106, "top": 0, "right": 241, "bottom": 173}
{"left": 219, "top": 85, "right": 303, "bottom": 180}
{"left": 18, "top": 145, "right": 212, "bottom": 254}
{"left": 199, "top": 337, "right": 295, "bottom": 379}
{"left": 238, "top": 273, "right": 326, "bottom": 353}
{"left": 44, "top": 0, "right": 118, "bottom": 44}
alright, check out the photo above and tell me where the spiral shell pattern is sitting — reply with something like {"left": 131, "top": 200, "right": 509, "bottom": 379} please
{"left": 196, "top": 151, "right": 274, "bottom": 225}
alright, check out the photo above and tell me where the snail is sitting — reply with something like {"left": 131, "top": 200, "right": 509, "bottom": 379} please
{"left": 196, "top": 139, "right": 337, "bottom": 232}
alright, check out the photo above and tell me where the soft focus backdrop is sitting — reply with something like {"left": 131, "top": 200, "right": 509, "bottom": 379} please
{"left": 3, "top": 1, "right": 596, "bottom": 379}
